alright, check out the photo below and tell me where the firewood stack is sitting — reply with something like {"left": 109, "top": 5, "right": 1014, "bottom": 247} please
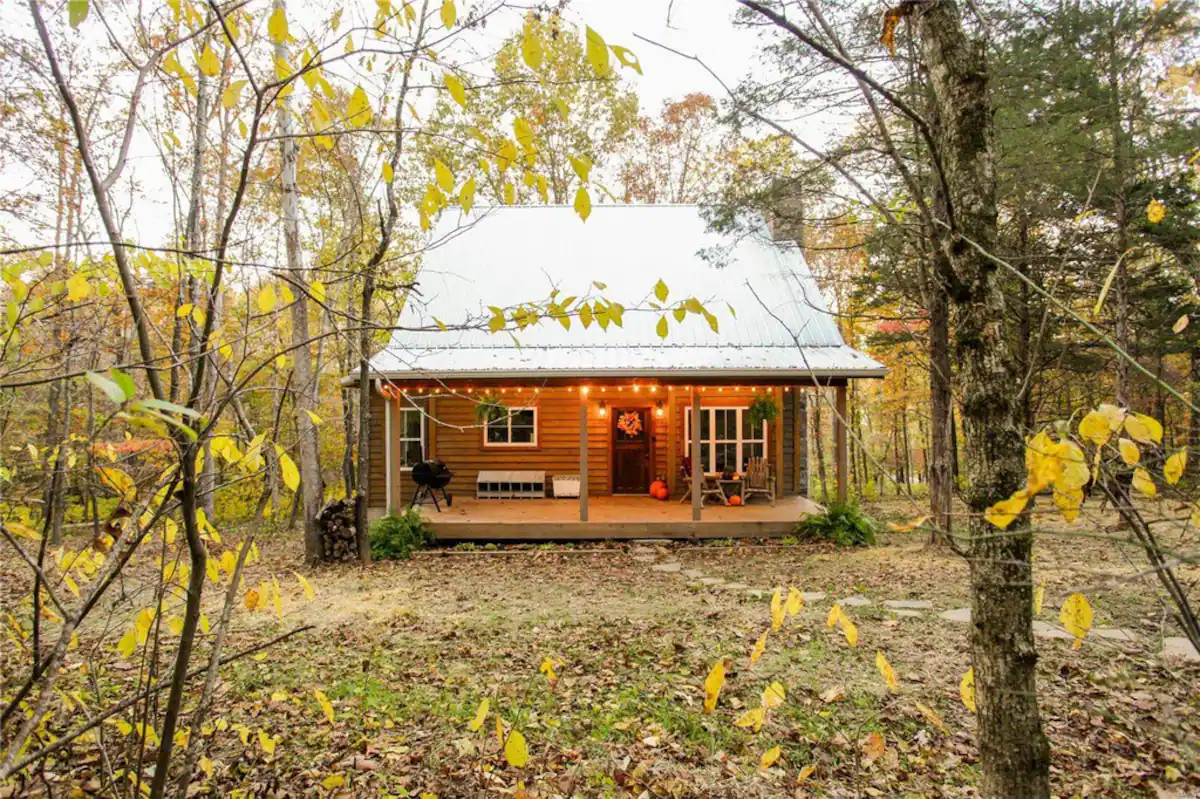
{"left": 317, "top": 498, "right": 359, "bottom": 561}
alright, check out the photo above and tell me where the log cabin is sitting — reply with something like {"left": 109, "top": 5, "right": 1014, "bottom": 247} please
{"left": 350, "top": 204, "right": 884, "bottom": 539}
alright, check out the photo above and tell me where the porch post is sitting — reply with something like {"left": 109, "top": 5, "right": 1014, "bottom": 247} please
{"left": 579, "top": 390, "right": 589, "bottom": 522}
{"left": 835, "top": 383, "right": 849, "bottom": 503}
{"left": 691, "top": 385, "right": 702, "bottom": 522}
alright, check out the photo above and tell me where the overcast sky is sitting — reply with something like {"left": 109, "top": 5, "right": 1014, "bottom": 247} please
{"left": 2, "top": 0, "right": 774, "bottom": 251}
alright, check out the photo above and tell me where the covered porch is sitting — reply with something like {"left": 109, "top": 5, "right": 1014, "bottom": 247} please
{"left": 420, "top": 493, "right": 823, "bottom": 541}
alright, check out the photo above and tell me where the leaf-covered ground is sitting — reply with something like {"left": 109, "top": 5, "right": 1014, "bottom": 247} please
{"left": 8, "top": 498, "right": 1200, "bottom": 797}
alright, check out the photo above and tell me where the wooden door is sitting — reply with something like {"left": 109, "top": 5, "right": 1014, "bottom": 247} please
{"left": 611, "top": 407, "right": 651, "bottom": 494}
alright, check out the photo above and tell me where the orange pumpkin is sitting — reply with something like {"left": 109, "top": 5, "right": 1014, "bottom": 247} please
{"left": 654, "top": 486, "right": 669, "bottom": 500}
{"left": 649, "top": 480, "right": 666, "bottom": 497}
{"left": 729, "top": 495, "right": 743, "bottom": 506}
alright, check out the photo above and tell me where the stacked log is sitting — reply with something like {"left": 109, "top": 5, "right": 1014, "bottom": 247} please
{"left": 317, "top": 498, "right": 359, "bottom": 561}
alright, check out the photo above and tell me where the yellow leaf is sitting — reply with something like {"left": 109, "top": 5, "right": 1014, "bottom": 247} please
{"left": 268, "top": 6, "right": 288, "bottom": 43}
{"left": 770, "top": 587, "right": 784, "bottom": 631}
{"left": 521, "top": 21, "right": 543, "bottom": 70}
{"left": 573, "top": 187, "right": 591, "bottom": 222}
{"left": 96, "top": 465, "right": 137, "bottom": 501}
{"left": 244, "top": 588, "right": 260, "bottom": 610}
{"left": 1059, "top": 592, "right": 1094, "bottom": 648}
{"left": 117, "top": 628, "right": 137, "bottom": 658}
{"left": 760, "top": 745, "right": 782, "bottom": 771}
{"left": 749, "top": 629, "right": 768, "bottom": 666}
{"left": 785, "top": 586, "right": 803, "bottom": 616}
{"left": 1132, "top": 466, "right": 1157, "bottom": 498}
{"left": 703, "top": 659, "right": 726, "bottom": 713}
{"left": 459, "top": 177, "right": 476, "bottom": 215}
{"left": 1117, "top": 437, "right": 1140, "bottom": 466}
{"left": 839, "top": 614, "right": 858, "bottom": 647}
{"left": 960, "top": 667, "right": 976, "bottom": 713}
{"left": 1124, "top": 412, "right": 1163, "bottom": 444}
{"left": 985, "top": 490, "right": 1029, "bottom": 530}
{"left": 734, "top": 706, "right": 765, "bottom": 731}
{"left": 313, "top": 689, "right": 335, "bottom": 724}
{"left": 1147, "top": 198, "right": 1166, "bottom": 224}
{"left": 169, "top": 616, "right": 184, "bottom": 635}
{"left": 258, "top": 729, "right": 277, "bottom": 755}
{"left": 444, "top": 72, "right": 466, "bottom": 107}
{"left": 1165, "top": 450, "right": 1186, "bottom": 485}
{"left": 568, "top": 154, "right": 592, "bottom": 183}
{"left": 761, "top": 681, "right": 785, "bottom": 709}
{"left": 875, "top": 651, "right": 898, "bottom": 692}
{"left": 223, "top": 79, "right": 247, "bottom": 109}
{"left": 656, "top": 316, "right": 668, "bottom": 340}
{"left": 504, "top": 728, "right": 529, "bottom": 768}
{"left": 585, "top": 26, "right": 609, "bottom": 76}
{"left": 346, "top": 86, "right": 372, "bottom": 128}
{"left": 434, "top": 159, "right": 454, "bottom": 193}
{"left": 469, "top": 698, "right": 489, "bottom": 732}
{"left": 610, "top": 44, "right": 643, "bottom": 75}
{"left": 440, "top": 0, "right": 456, "bottom": 28}
{"left": 797, "top": 764, "right": 816, "bottom": 782}
{"left": 382, "top": 162, "right": 394, "bottom": 184}
{"left": 197, "top": 43, "right": 220, "bottom": 77}
{"left": 915, "top": 701, "right": 947, "bottom": 732}
{"left": 1079, "top": 410, "right": 1113, "bottom": 446}
{"left": 66, "top": 272, "right": 90, "bottom": 301}
{"left": 199, "top": 756, "right": 213, "bottom": 778}
{"left": 278, "top": 452, "right": 300, "bottom": 492}
{"left": 1173, "top": 314, "right": 1189, "bottom": 334}
{"left": 321, "top": 774, "right": 345, "bottom": 790}
{"left": 295, "top": 572, "right": 315, "bottom": 600}
{"left": 539, "top": 657, "right": 557, "bottom": 682}
{"left": 826, "top": 604, "right": 843, "bottom": 628}
{"left": 257, "top": 285, "right": 277, "bottom": 313}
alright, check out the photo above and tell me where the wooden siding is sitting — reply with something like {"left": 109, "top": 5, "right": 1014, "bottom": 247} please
{"left": 369, "top": 384, "right": 808, "bottom": 508}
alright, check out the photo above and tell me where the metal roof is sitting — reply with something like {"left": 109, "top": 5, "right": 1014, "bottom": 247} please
{"left": 363, "top": 204, "right": 885, "bottom": 381}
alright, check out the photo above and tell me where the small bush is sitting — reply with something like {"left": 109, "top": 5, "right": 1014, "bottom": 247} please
{"left": 795, "top": 501, "right": 876, "bottom": 547}
{"left": 369, "top": 508, "right": 433, "bottom": 560}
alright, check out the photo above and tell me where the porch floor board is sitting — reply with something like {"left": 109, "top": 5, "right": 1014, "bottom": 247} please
{"left": 419, "top": 495, "right": 821, "bottom": 541}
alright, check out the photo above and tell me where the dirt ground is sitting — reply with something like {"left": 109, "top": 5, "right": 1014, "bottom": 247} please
{"left": 185, "top": 497, "right": 1199, "bottom": 798}
{"left": 5, "top": 497, "right": 1199, "bottom": 797}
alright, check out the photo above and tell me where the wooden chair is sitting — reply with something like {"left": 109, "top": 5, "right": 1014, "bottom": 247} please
{"left": 742, "top": 457, "right": 776, "bottom": 506}
{"left": 679, "top": 457, "right": 726, "bottom": 505}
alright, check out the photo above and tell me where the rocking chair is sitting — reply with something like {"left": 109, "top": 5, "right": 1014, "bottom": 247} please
{"left": 742, "top": 457, "right": 776, "bottom": 506}
{"left": 679, "top": 457, "right": 726, "bottom": 505}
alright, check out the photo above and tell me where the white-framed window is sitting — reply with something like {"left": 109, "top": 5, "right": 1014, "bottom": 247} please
{"left": 397, "top": 406, "right": 426, "bottom": 469}
{"left": 684, "top": 407, "right": 767, "bottom": 474}
{"left": 484, "top": 407, "right": 538, "bottom": 447}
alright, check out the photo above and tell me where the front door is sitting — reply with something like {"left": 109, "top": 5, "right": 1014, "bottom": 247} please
{"left": 611, "top": 407, "right": 651, "bottom": 494}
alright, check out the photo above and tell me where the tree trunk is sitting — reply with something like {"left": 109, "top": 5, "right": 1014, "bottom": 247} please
{"left": 928, "top": 237, "right": 955, "bottom": 542}
{"left": 812, "top": 388, "right": 828, "bottom": 503}
{"left": 274, "top": 2, "right": 324, "bottom": 563}
{"left": 917, "top": 2, "right": 1050, "bottom": 795}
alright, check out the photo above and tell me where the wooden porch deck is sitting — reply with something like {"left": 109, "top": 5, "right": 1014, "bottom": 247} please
{"left": 418, "top": 495, "right": 822, "bottom": 541}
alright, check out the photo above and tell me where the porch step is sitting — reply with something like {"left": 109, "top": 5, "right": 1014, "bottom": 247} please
{"left": 476, "top": 470, "right": 546, "bottom": 500}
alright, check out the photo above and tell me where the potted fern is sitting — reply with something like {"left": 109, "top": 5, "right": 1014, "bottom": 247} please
{"left": 747, "top": 391, "right": 780, "bottom": 428}
{"left": 474, "top": 391, "right": 506, "bottom": 424}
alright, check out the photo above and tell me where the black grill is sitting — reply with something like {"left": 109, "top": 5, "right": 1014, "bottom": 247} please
{"left": 409, "top": 459, "right": 453, "bottom": 512}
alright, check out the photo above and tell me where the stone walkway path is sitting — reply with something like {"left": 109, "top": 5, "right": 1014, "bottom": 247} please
{"left": 630, "top": 544, "right": 1200, "bottom": 663}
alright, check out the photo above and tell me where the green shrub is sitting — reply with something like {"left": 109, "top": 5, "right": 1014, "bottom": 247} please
{"left": 369, "top": 508, "right": 433, "bottom": 560}
{"left": 795, "top": 501, "right": 876, "bottom": 547}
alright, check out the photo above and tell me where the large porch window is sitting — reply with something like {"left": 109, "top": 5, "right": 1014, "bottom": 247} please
{"left": 484, "top": 407, "right": 538, "bottom": 447}
{"left": 684, "top": 406, "right": 767, "bottom": 474}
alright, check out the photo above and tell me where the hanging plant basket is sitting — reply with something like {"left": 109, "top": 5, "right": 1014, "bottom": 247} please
{"left": 747, "top": 391, "right": 780, "bottom": 428}
{"left": 474, "top": 391, "right": 507, "bottom": 424}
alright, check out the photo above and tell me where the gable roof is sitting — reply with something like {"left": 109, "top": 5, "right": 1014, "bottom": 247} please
{"left": 363, "top": 204, "right": 885, "bottom": 381}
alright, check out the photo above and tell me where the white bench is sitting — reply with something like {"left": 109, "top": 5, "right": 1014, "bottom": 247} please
{"left": 476, "top": 470, "right": 546, "bottom": 499}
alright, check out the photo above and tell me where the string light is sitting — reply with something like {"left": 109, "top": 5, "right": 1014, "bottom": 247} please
{"left": 655, "top": 400, "right": 664, "bottom": 417}
{"left": 581, "top": 386, "right": 590, "bottom": 396}
{"left": 598, "top": 400, "right": 608, "bottom": 417}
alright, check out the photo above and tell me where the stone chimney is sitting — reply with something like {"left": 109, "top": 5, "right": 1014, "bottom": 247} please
{"left": 765, "top": 185, "right": 807, "bottom": 247}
